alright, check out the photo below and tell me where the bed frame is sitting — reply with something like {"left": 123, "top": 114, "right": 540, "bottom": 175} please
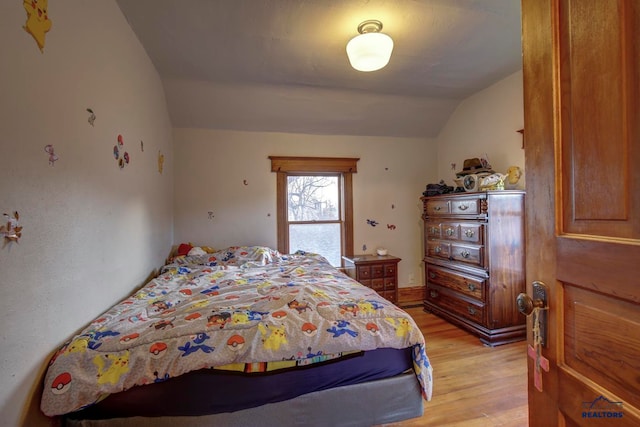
{"left": 63, "top": 371, "right": 423, "bottom": 427}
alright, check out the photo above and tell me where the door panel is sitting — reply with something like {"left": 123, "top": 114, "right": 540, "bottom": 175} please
{"left": 564, "top": 285, "right": 640, "bottom": 408}
{"left": 523, "top": 0, "right": 640, "bottom": 426}
{"left": 558, "top": 0, "right": 639, "bottom": 237}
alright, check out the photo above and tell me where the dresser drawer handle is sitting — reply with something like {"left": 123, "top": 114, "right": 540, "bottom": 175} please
{"left": 433, "top": 206, "right": 442, "bottom": 211}
{"left": 467, "top": 306, "right": 477, "bottom": 316}
{"left": 446, "top": 228, "right": 454, "bottom": 236}
{"left": 458, "top": 204, "right": 469, "bottom": 211}
{"left": 430, "top": 227, "right": 439, "bottom": 234}
{"left": 429, "top": 272, "right": 436, "bottom": 279}
{"left": 460, "top": 250, "right": 470, "bottom": 258}
{"left": 434, "top": 246, "right": 442, "bottom": 254}
{"left": 464, "top": 229, "right": 475, "bottom": 237}
{"left": 467, "top": 283, "right": 476, "bottom": 291}
{"left": 430, "top": 290, "right": 439, "bottom": 298}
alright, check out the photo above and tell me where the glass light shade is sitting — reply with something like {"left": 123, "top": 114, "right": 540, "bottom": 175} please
{"left": 346, "top": 32, "right": 394, "bottom": 72}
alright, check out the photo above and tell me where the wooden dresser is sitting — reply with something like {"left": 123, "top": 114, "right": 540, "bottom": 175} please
{"left": 342, "top": 254, "right": 400, "bottom": 303}
{"left": 421, "top": 191, "right": 525, "bottom": 346}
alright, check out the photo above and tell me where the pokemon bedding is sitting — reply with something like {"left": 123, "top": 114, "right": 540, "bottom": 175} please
{"left": 41, "top": 246, "right": 432, "bottom": 418}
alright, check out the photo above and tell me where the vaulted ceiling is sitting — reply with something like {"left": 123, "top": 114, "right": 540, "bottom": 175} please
{"left": 116, "top": 0, "right": 522, "bottom": 138}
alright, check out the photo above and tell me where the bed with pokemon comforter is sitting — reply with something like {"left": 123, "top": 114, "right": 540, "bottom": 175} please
{"left": 41, "top": 246, "right": 432, "bottom": 421}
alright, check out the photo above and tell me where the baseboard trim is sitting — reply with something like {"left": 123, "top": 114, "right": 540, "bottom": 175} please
{"left": 397, "top": 286, "right": 425, "bottom": 308}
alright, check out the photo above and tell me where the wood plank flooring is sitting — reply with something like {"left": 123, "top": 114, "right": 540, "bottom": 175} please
{"left": 384, "top": 307, "right": 529, "bottom": 427}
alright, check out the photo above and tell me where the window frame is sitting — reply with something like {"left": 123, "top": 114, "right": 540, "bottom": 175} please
{"left": 269, "top": 156, "right": 359, "bottom": 264}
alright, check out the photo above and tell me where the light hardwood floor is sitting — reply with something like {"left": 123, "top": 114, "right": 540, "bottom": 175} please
{"left": 385, "top": 307, "right": 529, "bottom": 427}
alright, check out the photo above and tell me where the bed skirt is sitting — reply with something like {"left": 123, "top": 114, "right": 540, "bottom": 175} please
{"left": 63, "top": 371, "right": 424, "bottom": 427}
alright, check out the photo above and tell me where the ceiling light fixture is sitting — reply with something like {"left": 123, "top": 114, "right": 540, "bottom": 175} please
{"left": 346, "top": 20, "right": 394, "bottom": 72}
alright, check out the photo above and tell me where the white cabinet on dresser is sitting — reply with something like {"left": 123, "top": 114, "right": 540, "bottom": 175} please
{"left": 421, "top": 191, "right": 526, "bottom": 346}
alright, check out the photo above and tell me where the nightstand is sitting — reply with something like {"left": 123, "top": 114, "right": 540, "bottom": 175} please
{"left": 342, "top": 254, "right": 401, "bottom": 303}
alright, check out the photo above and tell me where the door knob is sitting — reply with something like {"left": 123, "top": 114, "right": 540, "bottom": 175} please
{"left": 516, "top": 293, "right": 544, "bottom": 316}
{"left": 516, "top": 281, "right": 549, "bottom": 347}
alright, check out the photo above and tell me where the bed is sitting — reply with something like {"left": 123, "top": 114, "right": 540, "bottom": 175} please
{"left": 41, "top": 246, "right": 433, "bottom": 426}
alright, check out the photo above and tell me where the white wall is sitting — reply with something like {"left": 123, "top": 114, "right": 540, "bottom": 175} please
{"left": 436, "top": 70, "right": 525, "bottom": 187}
{"left": 0, "top": 2, "right": 173, "bottom": 426}
{"left": 173, "top": 128, "right": 437, "bottom": 287}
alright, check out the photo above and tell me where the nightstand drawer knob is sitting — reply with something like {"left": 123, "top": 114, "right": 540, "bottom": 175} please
{"left": 430, "top": 290, "right": 438, "bottom": 298}
{"left": 467, "top": 306, "right": 477, "bottom": 316}
{"left": 464, "top": 229, "right": 475, "bottom": 237}
{"left": 435, "top": 247, "right": 442, "bottom": 254}
{"left": 434, "top": 206, "right": 442, "bottom": 211}
{"left": 467, "top": 283, "right": 476, "bottom": 291}
{"left": 458, "top": 204, "right": 469, "bottom": 211}
{"left": 429, "top": 272, "right": 436, "bottom": 279}
{"left": 460, "top": 250, "right": 470, "bottom": 258}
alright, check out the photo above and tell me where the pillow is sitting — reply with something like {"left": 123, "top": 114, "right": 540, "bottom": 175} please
{"left": 176, "top": 243, "right": 193, "bottom": 256}
{"left": 188, "top": 246, "right": 207, "bottom": 256}
{"left": 210, "top": 246, "right": 282, "bottom": 266}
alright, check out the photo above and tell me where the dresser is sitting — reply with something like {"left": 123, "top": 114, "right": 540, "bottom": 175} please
{"left": 421, "top": 191, "right": 525, "bottom": 346}
{"left": 342, "top": 254, "right": 400, "bottom": 303}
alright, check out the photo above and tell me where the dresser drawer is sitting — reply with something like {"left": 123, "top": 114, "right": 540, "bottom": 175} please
{"left": 441, "top": 223, "right": 459, "bottom": 239}
{"left": 450, "top": 197, "right": 482, "bottom": 215}
{"left": 425, "top": 222, "right": 442, "bottom": 238}
{"left": 425, "top": 199, "right": 450, "bottom": 216}
{"left": 426, "top": 264, "right": 485, "bottom": 301}
{"left": 450, "top": 243, "right": 484, "bottom": 267}
{"left": 426, "top": 284, "right": 485, "bottom": 325}
{"left": 426, "top": 241, "right": 450, "bottom": 260}
{"left": 460, "top": 223, "right": 483, "bottom": 244}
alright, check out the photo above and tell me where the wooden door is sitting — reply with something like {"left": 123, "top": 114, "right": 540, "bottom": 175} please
{"left": 522, "top": 1, "right": 639, "bottom": 426}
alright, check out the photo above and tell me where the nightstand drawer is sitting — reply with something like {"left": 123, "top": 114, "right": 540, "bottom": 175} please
{"left": 371, "top": 278, "right": 385, "bottom": 291}
{"left": 426, "top": 264, "right": 485, "bottom": 301}
{"left": 384, "top": 264, "right": 396, "bottom": 277}
{"left": 372, "top": 264, "right": 385, "bottom": 278}
{"left": 357, "top": 265, "right": 371, "bottom": 279}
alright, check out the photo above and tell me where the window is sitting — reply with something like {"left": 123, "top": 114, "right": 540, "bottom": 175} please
{"left": 270, "top": 156, "right": 359, "bottom": 267}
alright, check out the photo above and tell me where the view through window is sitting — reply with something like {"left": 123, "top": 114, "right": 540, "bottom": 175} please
{"left": 287, "top": 175, "right": 341, "bottom": 266}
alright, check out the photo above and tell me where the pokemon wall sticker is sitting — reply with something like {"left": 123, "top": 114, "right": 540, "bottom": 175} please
{"left": 23, "top": 0, "right": 52, "bottom": 53}
{"left": 44, "top": 144, "right": 58, "bottom": 166}
{"left": 1, "top": 211, "right": 23, "bottom": 244}
{"left": 86, "top": 108, "right": 96, "bottom": 126}
{"left": 366, "top": 219, "right": 379, "bottom": 227}
{"left": 113, "top": 135, "right": 130, "bottom": 169}
{"left": 158, "top": 151, "right": 164, "bottom": 174}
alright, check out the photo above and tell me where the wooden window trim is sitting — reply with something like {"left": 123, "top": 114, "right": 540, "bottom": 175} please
{"left": 269, "top": 156, "right": 359, "bottom": 261}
